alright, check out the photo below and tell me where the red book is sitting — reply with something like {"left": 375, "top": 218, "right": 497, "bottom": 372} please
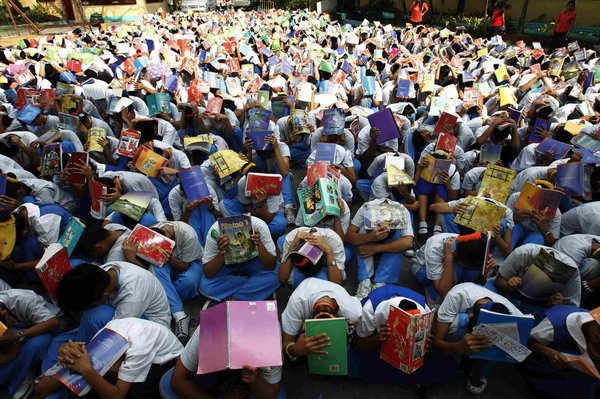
{"left": 223, "top": 41, "right": 236, "bottom": 54}
{"left": 306, "top": 161, "right": 341, "bottom": 186}
{"left": 16, "top": 88, "right": 41, "bottom": 109}
{"left": 228, "top": 58, "right": 241, "bottom": 73}
{"left": 66, "top": 59, "right": 82, "bottom": 73}
{"left": 35, "top": 243, "right": 72, "bottom": 304}
{"left": 463, "top": 88, "right": 482, "bottom": 110}
{"left": 116, "top": 129, "right": 141, "bottom": 157}
{"left": 530, "top": 63, "right": 541, "bottom": 74}
{"left": 41, "top": 89, "right": 56, "bottom": 110}
{"left": 123, "top": 58, "right": 136, "bottom": 75}
{"left": 66, "top": 152, "right": 89, "bottom": 185}
{"left": 206, "top": 97, "right": 223, "bottom": 117}
{"left": 129, "top": 224, "right": 175, "bottom": 266}
{"left": 435, "top": 133, "right": 458, "bottom": 156}
{"left": 91, "top": 181, "right": 107, "bottom": 219}
{"left": 188, "top": 79, "right": 203, "bottom": 104}
{"left": 432, "top": 112, "right": 458, "bottom": 137}
{"left": 380, "top": 305, "right": 435, "bottom": 374}
{"left": 244, "top": 173, "right": 283, "bottom": 197}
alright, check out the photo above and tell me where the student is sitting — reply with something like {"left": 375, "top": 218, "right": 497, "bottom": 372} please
{"left": 278, "top": 226, "right": 345, "bottom": 286}
{"left": 281, "top": 278, "right": 362, "bottom": 362}
{"left": 0, "top": 288, "right": 62, "bottom": 398}
{"left": 560, "top": 202, "right": 600, "bottom": 237}
{"left": 553, "top": 234, "right": 600, "bottom": 297}
{"left": 199, "top": 216, "right": 279, "bottom": 301}
{"left": 432, "top": 283, "right": 523, "bottom": 394}
{"left": 347, "top": 198, "right": 414, "bottom": 299}
{"left": 161, "top": 326, "right": 283, "bottom": 399}
{"left": 35, "top": 318, "right": 183, "bottom": 399}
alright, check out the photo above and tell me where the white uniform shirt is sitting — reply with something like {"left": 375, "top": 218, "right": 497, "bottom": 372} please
{"left": 153, "top": 221, "right": 203, "bottom": 262}
{"left": 530, "top": 311, "right": 594, "bottom": 354}
{"left": 357, "top": 295, "right": 427, "bottom": 338}
{"left": 14, "top": 203, "right": 62, "bottom": 246}
{"left": 0, "top": 289, "right": 62, "bottom": 329}
{"left": 553, "top": 234, "right": 600, "bottom": 265}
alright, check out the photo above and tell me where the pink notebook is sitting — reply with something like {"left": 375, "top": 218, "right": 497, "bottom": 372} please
{"left": 197, "top": 301, "right": 282, "bottom": 374}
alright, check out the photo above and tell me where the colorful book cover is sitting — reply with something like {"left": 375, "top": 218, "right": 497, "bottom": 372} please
{"left": 86, "top": 127, "right": 106, "bottom": 153}
{"left": 299, "top": 178, "right": 341, "bottom": 227}
{"left": 58, "top": 217, "right": 85, "bottom": 256}
{"left": 529, "top": 119, "right": 551, "bottom": 144}
{"left": 284, "top": 241, "right": 323, "bottom": 264}
{"left": 499, "top": 86, "right": 517, "bottom": 107}
{"left": 322, "top": 108, "right": 345, "bottom": 136}
{"left": 514, "top": 181, "right": 563, "bottom": 220}
{"left": 364, "top": 202, "right": 410, "bottom": 230}
{"left": 197, "top": 301, "right": 282, "bottom": 374}
{"left": 563, "top": 352, "right": 600, "bottom": 379}
{"left": 434, "top": 133, "right": 458, "bottom": 156}
{"left": 494, "top": 65, "right": 509, "bottom": 82}
{"left": 183, "top": 135, "right": 213, "bottom": 153}
{"left": 247, "top": 107, "right": 272, "bottom": 131}
{"left": 110, "top": 191, "right": 154, "bottom": 222}
{"left": 133, "top": 146, "right": 169, "bottom": 178}
{"left": 519, "top": 248, "right": 578, "bottom": 300}
{"left": 244, "top": 173, "right": 283, "bottom": 197}
{"left": 535, "top": 138, "right": 573, "bottom": 160}
{"left": 257, "top": 90, "right": 270, "bottom": 108}
{"left": 571, "top": 132, "right": 600, "bottom": 152}
{"left": 16, "top": 103, "right": 41, "bottom": 125}
{"left": 548, "top": 58, "right": 564, "bottom": 77}
{"left": 116, "top": 130, "right": 141, "bottom": 158}
{"left": 33, "top": 130, "right": 62, "bottom": 146}
{"left": 380, "top": 305, "right": 435, "bottom": 374}
{"left": 307, "top": 161, "right": 341, "bottom": 186}
{"left": 246, "top": 130, "right": 273, "bottom": 151}
{"left": 305, "top": 318, "right": 348, "bottom": 376}
{"left": 41, "top": 89, "right": 56, "bottom": 110}
{"left": 207, "top": 97, "right": 223, "bottom": 117}
{"left": 477, "top": 165, "right": 517, "bottom": 204}
{"left": 555, "top": 162, "right": 592, "bottom": 200}
{"left": 35, "top": 243, "right": 72, "bottom": 304}
{"left": 480, "top": 144, "right": 502, "bottom": 165}
{"left": 16, "top": 88, "right": 41, "bottom": 109}
{"left": 90, "top": 181, "right": 107, "bottom": 219}
{"left": 315, "top": 143, "right": 337, "bottom": 165}
{"left": 463, "top": 88, "right": 482, "bottom": 109}
{"left": 420, "top": 156, "right": 451, "bottom": 184}
{"left": 367, "top": 108, "right": 401, "bottom": 145}
{"left": 66, "top": 152, "right": 89, "bottom": 185}
{"left": 55, "top": 328, "right": 130, "bottom": 396}
{"left": 362, "top": 76, "right": 376, "bottom": 96}
{"left": 218, "top": 214, "right": 258, "bottom": 265}
{"left": 470, "top": 309, "right": 535, "bottom": 363}
{"left": 146, "top": 93, "right": 171, "bottom": 116}
{"left": 387, "top": 163, "right": 415, "bottom": 187}
{"left": 209, "top": 150, "right": 247, "bottom": 179}
{"left": 271, "top": 96, "right": 291, "bottom": 118}
{"left": 41, "top": 143, "right": 62, "bottom": 178}
{"left": 454, "top": 196, "right": 506, "bottom": 233}
{"left": 178, "top": 166, "right": 211, "bottom": 203}
{"left": 429, "top": 96, "right": 447, "bottom": 117}
{"left": 129, "top": 224, "right": 175, "bottom": 266}
{"left": 396, "top": 79, "right": 413, "bottom": 98}
{"left": 291, "top": 109, "right": 310, "bottom": 135}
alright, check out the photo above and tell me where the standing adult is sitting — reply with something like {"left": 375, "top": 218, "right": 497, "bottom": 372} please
{"left": 410, "top": 0, "right": 429, "bottom": 25}
{"left": 550, "top": 1, "right": 577, "bottom": 51}
{"left": 489, "top": 2, "right": 506, "bottom": 38}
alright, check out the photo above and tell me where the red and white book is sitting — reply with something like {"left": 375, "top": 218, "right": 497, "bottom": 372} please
{"left": 35, "top": 243, "right": 72, "bottom": 304}
{"left": 206, "top": 97, "right": 223, "bottom": 117}
{"left": 129, "top": 224, "right": 175, "bottom": 267}
{"left": 432, "top": 112, "right": 458, "bottom": 137}
{"left": 244, "top": 173, "right": 283, "bottom": 197}
{"left": 116, "top": 129, "right": 141, "bottom": 157}
{"left": 90, "top": 181, "right": 107, "bottom": 219}
{"left": 435, "top": 133, "right": 458, "bottom": 156}
{"left": 306, "top": 161, "right": 341, "bottom": 186}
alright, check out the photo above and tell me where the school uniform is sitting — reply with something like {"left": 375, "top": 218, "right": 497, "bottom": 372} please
{"left": 507, "top": 192, "right": 561, "bottom": 248}
{"left": 443, "top": 196, "right": 513, "bottom": 235}
{"left": 167, "top": 184, "right": 219, "bottom": 246}
{"left": 561, "top": 202, "right": 600, "bottom": 237}
{"left": 21, "top": 178, "right": 77, "bottom": 214}
{"left": 554, "top": 234, "right": 600, "bottom": 282}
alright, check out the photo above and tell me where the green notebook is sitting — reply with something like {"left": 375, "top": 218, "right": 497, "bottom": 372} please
{"left": 305, "top": 318, "right": 348, "bottom": 376}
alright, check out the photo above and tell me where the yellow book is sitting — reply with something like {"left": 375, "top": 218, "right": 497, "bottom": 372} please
{"left": 420, "top": 155, "right": 451, "bottom": 184}
{"left": 548, "top": 58, "right": 564, "bottom": 77}
{"left": 387, "top": 164, "right": 415, "bottom": 187}
{"left": 477, "top": 48, "right": 488, "bottom": 57}
{"left": 133, "top": 146, "right": 169, "bottom": 178}
{"left": 454, "top": 196, "right": 505, "bottom": 233}
{"left": 499, "top": 86, "right": 517, "bottom": 107}
{"left": 477, "top": 165, "right": 517, "bottom": 204}
{"left": 183, "top": 135, "right": 213, "bottom": 146}
{"left": 421, "top": 74, "right": 435, "bottom": 93}
{"left": 564, "top": 121, "right": 584, "bottom": 135}
{"left": 60, "top": 95, "right": 77, "bottom": 113}
{"left": 209, "top": 150, "right": 247, "bottom": 179}
{"left": 494, "top": 65, "right": 509, "bottom": 82}
{"left": 86, "top": 127, "right": 106, "bottom": 153}
{"left": 0, "top": 321, "right": 6, "bottom": 335}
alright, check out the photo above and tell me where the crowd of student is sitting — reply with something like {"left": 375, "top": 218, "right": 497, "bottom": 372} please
{"left": 0, "top": 7, "right": 599, "bottom": 399}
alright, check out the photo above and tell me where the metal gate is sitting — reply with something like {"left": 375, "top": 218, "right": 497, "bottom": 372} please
{"left": 258, "top": 0, "right": 275, "bottom": 10}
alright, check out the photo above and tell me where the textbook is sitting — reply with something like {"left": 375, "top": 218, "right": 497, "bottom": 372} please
{"left": 298, "top": 178, "right": 341, "bottom": 227}
{"left": 463, "top": 87, "right": 482, "bottom": 109}
{"left": 16, "top": 103, "right": 41, "bottom": 125}
{"left": 33, "top": 130, "right": 62, "bottom": 146}
{"left": 380, "top": 305, "right": 435, "bottom": 374}
{"left": 564, "top": 121, "right": 584, "bottom": 136}
{"left": 257, "top": 90, "right": 270, "bottom": 108}
{"left": 535, "top": 138, "right": 573, "bottom": 160}
{"left": 307, "top": 161, "right": 341, "bottom": 186}
{"left": 528, "top": 119, "right": 551, "bottom": 144}
{"left": 571, "top": 132, "right": 600, "bottom": 152}
{"left": 470, "top": 309, "right": 534, "bottom": 363}
{"left": 480, "top": 144, "right": 502, "bottom": 165}
{"left": 133, "top": 146, "right": 169, "bottom": 178}
{"left": 519, "top": 248, "right": 578, "bottom": 300}
{"left": 209, "top": 150, "right": 246, "bottom": 179}
{"left": 454, "top": 196, "right": 506, "bottom": 233}
{"left": 58, "top": 112, "right": 78, "bottom": 132}
{"left": 515, "top": 181, "right": 563, "bottom": 220}
{"left": 291, "top": 109, "right": 310, "bottom": 135}
{"left": 179, "top": 166, "right": 211, "bottom": 202}
{"left": 226, "top": 77, "right": 243, "bottom": 97}
{"left": 146, "top": 93, "right": 171, "bottom": 116}
{"left": 555, "top": 162, "right": 592, "bottom": 200}
{"left": 322, "top": 108, "right": 345, "bottom": 136}
{"left": 395, "top": 79, "right": 413, "bottom": 99}
{"left": 367, "top": 108, "right": 401, "bottom": 145}
{"left": 305, "top": 318, "right": 348, "bottom": 376}
{"left": 434, "top": 133, "right": 458, "bottom": 156}
{"left": 271, "top": 96, "right": 291, "bottom": 118}
{"left": 41, "top": 143, "right": 62, "bottom": 178}
{"left": 197, "top": 301, "right": 282, "bottom": 374}
{"left": 420, "top": 155, "right": 451, "bottom": 184}
{"left": 285, "top": 240, "right": 324, "bottom": 264}
{"left": 494, "top": 65, "right": 509, "bottom": 83}
{"left": 35, "top": 243, "right": 72, "bottom": 304}
{"left": 477, "top": 165, "right": 517, "bottom": 204}
{"left": 110, "top": 191, "right": 154, "bottom": 222}
{"left": 116, "top": 129, "right": 141, "bottom": 157}
{"left": 429, "top": 96, "right": 447, "bottom": 117}
{"left": 498, "top": 86, "right": 517, "bottom": 107}
{"left": 58, "top": 217, "right": 85, "bottom": 256}
{"left": 183, "top": 135, "right": 213, "bottom": 153}
{"left": 90, "top": 181, "right": 107, "bottom": 219}
{"left": 246, "top": 130, "right": 273, "bottom": 151}
{"left": 244, "top": 173, "right": 283, "bottom": 197}
{"left": 563, "top": 352, "right": 600, "bottom": 379}
{"left": 218, "top": 214, "right": 258, "bottom": 265}
{"left": 362, "top": 76, "right": 376, "bottom": 96}
{"left": 129, "top": 224, "right": 175, "bottom": 266}
{"left": 55, "top": 328, "right": 130, "bottom": 396}
{"left": 0, "top": 174, "right": 5, "bottom": 209}
{"left": 315, "top": 143, "right": 337, "bottom": 165}
{"left": 204, "top": 96, "right": 223, "bottom": 118}
{"left": 364, "top": 202, "right": 410, "bottom": 230}
{"left": 16, "top": 88, "right": 40, "bottom": 109}
{"left": 508, "top": 108, "right": 522, "bottom": 125}
{"left": 247, "top": 107, "right": 272, "bottom": 131}
{"left": 86, "top": 127, "right": 107, "bottom": 153}
{"left": 548, "top": 58, "right": 564, "bottom": 77}
{"left": 65, "top": 152, "right": 89, "bottom": 185}
{"left": 432, "top": 113, "right": 458, "bottom": 137}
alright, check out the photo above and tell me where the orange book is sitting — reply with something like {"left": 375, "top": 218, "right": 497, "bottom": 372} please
{"left": 133, "top": 146, "right": 168, "bottom": 178}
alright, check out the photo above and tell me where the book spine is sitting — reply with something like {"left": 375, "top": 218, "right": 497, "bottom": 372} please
{"left": 227, "top": 302, "right": 231, "bottom": 369}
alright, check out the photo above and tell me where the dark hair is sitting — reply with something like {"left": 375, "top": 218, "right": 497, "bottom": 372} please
{"left": 398, "top": 299, "right": 418, "bottom": 311}
{"left": 74, "top": 222, "right": 108, "bottom": 255}
{"left": 289, "top": 253, "right": 325, "bottom": 277}
{"left": 57, "top": 263, "right": 111, "bottom": 311}
{"left": 454, "top": 235, "right": 488, "bottom": 269}
{"left": 467, "top": 302, "right": 510, "bottom": 332}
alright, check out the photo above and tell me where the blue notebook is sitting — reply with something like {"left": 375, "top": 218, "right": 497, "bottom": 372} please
{"left": 178, "top": 166, "right": 211, "bottom": 203}
{"left": 480, "top": 144, "right": 502, "bottom": 164}
{"left": 16, "top": 103, "right": 41, "bottom": 125}
{"left": 315, "top": 143, "right": 337, "bottom": 165}
{"left": 555, "top": 162, "right": 592, "bottom": 200}
{"left": 528, "top": 118, "right": 551, "bottom": 143}
{"left": 396, "top": 79, "right": 412, "bottom": 98}
{"left": 470, "top": 309, "right": 534, "bottom": 363}
{"left": 507, "top": 108, "right": 522, "bottom": 125}
{"left": 362, "top": 76, "right": 376, "bottom": 96}
{"left": 246, "top": 130, "right": 273, "bottom": 151}
{"left": 247, "top": 108, "right": 272, "bottom": 131}
{"left": 535, "top": 138, "right": 573, "bottom": 160}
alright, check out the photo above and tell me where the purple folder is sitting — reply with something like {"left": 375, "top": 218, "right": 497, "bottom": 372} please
{"left": 197, "top": 301, "right": 282, "bottom": 375}
{"left": 367, "top": 108, "right": 401, "bottom": 145}
{"left": 535, "top": 138, "right": 573, "bottom": 160}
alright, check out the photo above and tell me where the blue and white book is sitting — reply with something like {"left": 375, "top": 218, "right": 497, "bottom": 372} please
{"left": 528, "top": 118, "right": 551, "bottom": 143}
{"left": 58, "top": 217, "right": 85, "bottom": 256}
{"left": 178, "top": 166, "right": 211, "bottom": 203}
{"left": 246, "top": 130, "right": 273, "bottom": 151}
{"left": 315, "top": 143, "right": 337, "bottom": 165}
{"left": 362, "top": 76, "right": 376, "bottom": 96}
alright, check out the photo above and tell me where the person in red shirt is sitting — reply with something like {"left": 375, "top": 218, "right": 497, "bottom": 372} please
{"left": 410, "top": 0, "right": 429, "bottom": 25}
{"left": 550, "top": 1, "right": 577, "bottom": 51}
{"left": 488, "top": 2, "right": 506, "bottom": 38}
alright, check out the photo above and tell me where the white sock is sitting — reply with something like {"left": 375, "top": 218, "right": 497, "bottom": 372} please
{"left": 173, "top": 311, "right": 187, "bottom": 322}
